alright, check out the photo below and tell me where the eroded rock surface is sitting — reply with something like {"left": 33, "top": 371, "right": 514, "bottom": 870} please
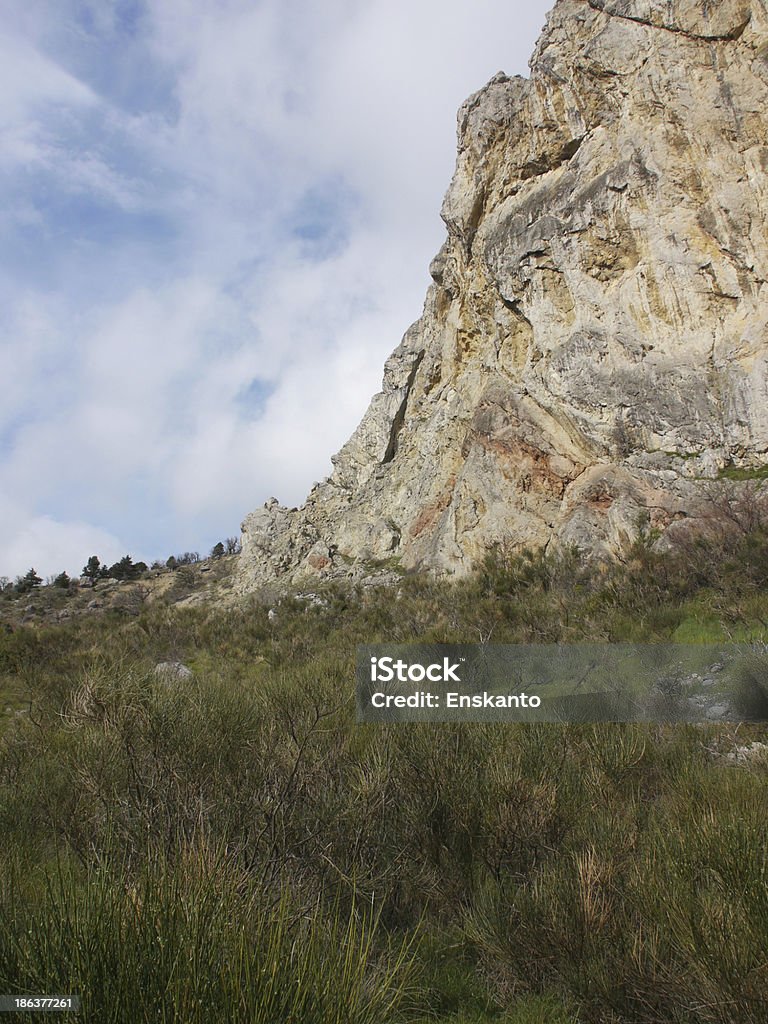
{"left": 238, "top": 0, "right": 768, "bottom": 592}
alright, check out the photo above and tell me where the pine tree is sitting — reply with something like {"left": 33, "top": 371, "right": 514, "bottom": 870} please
{"left": 15, "top": 568, "right": 42, "bottom": 594}
{"left": 82, "top": 556, "right": 101, "bottom": 582}
{"left": 107, "top": 556, "right": 135, "bottom": 581}
{"left": 105, "top": 556, "right": 147, "bottom": 581}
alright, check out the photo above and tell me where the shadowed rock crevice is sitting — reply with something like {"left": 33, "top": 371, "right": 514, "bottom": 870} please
{"left": 382, "top": 352, "right": 424, "bottom": 464}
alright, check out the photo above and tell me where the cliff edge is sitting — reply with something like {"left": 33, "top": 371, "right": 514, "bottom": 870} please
{"left": 237, "top": 0, "right": 768, "bottom": 592}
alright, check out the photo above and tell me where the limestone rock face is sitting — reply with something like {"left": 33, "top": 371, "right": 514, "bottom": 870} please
{"left": 237, "top": 0, "right": 768, "bottom": 592}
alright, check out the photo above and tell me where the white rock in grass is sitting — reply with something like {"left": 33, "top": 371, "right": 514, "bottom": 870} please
{"left": 154, "top": 661, "right": 193, "bottom": 682}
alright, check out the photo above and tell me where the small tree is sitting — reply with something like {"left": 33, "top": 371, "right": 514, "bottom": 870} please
{"left": 53, "top": 571, "right": 71, "bottom": 589}
{"left": 107, "top": 555, "right": 133, "bottom": 581}
{"left": 106, "top": 556, "right": 149, "bottom": 581}
{"left": 225, "top": 536, "right": 241, "bottom": 555}
{"left": 174, "top": 552, "right": 199, "bottom": 566}
{"left": 166, "top": 556, "right": 178, "bottom": 571}
{"left": 15, "top": 568, "right": 42, "bottom": 594}
{"left": 210, "top": 541, "right": 225, "bottom": 559}
{"left": 26, "top": 567, "right": 42, "bottom": 590}
{"left": 82, "top": 556, "right": 101, "bottom": 582}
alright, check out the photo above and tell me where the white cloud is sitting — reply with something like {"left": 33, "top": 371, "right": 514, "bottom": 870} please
{"left": 0, "top": 486, "right": 126, "bottom": 580}
{"left": 1, "top": 517, "right": 126, "bottom": 582}
{"left": 0, "top": 30, "right": 95, "bottom": 120}
{"left": 0, "top": 30, "right": 96, "bottom": 169}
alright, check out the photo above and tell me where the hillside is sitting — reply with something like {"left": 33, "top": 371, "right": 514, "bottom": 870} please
{"left": 2, "top": 516, "right": 768, "bottom": 1021}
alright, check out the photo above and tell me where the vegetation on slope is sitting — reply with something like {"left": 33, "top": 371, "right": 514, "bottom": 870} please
{"left": 0, "top": 484, "right": 767, "bottom": 1023}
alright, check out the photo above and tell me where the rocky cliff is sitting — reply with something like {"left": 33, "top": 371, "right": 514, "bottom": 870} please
{"left": 237, "top": 0, "right": 768, "bottom": 592}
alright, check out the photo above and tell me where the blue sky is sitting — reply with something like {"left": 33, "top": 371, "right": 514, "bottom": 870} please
{"left": 0, "top": 0, "right": 552, "bottom": 579}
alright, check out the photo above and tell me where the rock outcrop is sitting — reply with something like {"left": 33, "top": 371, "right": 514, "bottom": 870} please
{"left": 237, "top": 0, "right": 768, "bottom": 592}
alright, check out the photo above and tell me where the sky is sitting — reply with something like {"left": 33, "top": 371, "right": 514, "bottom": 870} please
{"left": 0, "top": 0, "right": 553, "bottom": 580}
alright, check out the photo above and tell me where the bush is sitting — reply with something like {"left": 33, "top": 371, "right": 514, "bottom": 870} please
{"left": 0, "top": 845, "right": 417, "bottom": 1024}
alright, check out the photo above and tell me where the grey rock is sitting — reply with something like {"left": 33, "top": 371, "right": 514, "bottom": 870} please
{"left": 726, "top": 741, "right": 768, "bottom": 763}
{"left": 705, "top": 704, "right": 732, "bottom": 720}
{"left": 295, "top": 592, "right": 328, "bottom": 609}
{"left": 154, "top": 661, "right": 193, "bottom": 682}
{"left": 237, "top": 0, "right": 768, "bottom": 593}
